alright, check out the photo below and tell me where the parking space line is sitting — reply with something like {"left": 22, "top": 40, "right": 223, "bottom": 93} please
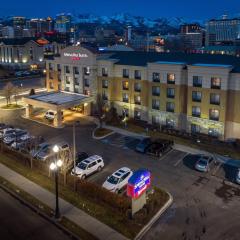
{"left": 158, "top": 149, "right": 174, "bottom": 161}
{"left": 211, "top": 162, "right": 223, "bottom": 176}
{"left": 174, "top": 153, "right": 188, "bottom": 167}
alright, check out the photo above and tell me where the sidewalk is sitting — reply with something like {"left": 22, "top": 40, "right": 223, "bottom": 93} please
{"left": 0, "top": 163, "right": 129, "bottom": 240}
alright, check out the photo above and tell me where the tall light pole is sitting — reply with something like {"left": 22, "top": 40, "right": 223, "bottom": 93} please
{"left": 50, "top": 145, "right": 62, "bottom": 219}
{"left": 73, "top": 121, "right": 76, "bottom": 190}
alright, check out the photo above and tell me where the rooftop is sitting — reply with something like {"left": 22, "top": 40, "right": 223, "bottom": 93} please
{"left": 105, "top": 51, "right": 240, "bottom": 72}
{"left": 27, "top": 91, "right": 90, "bottom": 105}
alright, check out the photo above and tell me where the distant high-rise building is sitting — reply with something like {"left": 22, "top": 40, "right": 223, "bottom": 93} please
{"left": 26, "top": 17, "right": 53, "bottom": 35}
{"left": 179, "top": 23, "right": 204, "bottom": 51}
{"left": 54, "top": 13, "right": 72, "bottom": 33}
{"left": 13, "top": 16, "right": 26, "bottom": 28}
{"left": 206, "top": 16, "right": 240, "bottom": 46}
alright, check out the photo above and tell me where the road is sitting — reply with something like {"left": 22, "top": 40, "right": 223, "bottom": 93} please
{"left": 0, "top": 188, "right": 72, "bottom": 240}
{"left": 0, "top": 77, "right": 45, "bottom": 91}
{"left": 2, "top": 114, "right": 240, "bottom": 240}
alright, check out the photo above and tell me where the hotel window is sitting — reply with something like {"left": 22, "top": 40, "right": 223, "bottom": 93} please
{"left": 167, "top": 88, "right": 175, "bottom": 98}
{"left": 211, "top": 77, "right": 221, "bottom": 89}
{"left": 122, "top": 81, "right": 129, "bottom": 90}
{"left": 152, "top": 72, "right": 160, "bottom": 82}
{"left": 122, "top": 108, "right": 129, "bottom": 117}
{"left": 134, "top": 95, "right": 141, "bottom": 105}
{"left": 102, "top": 90, "right": 108, "bottom": 101}
{"left": 102, "top": 67, "right": 108, "bottom": 77}
{"left": 192, "top": 106, "right": 201, "bottom": 117}
{"left": 193, "top": 76, "right": 202, "bottom": 87}
{"left": 152, "top": 116, "right": 160, "bottom": 125}
{"left": 84, "top": 67, "right": 90, "bottom": 75}
{"left": 192, "top": 91, "right": 202, "bottom": 102}
{"left": 134, "top": 82, "right": 141, "bottom": 92}
{"left": 123, "top": 69, "right": 129, "bottom": 78}
{"left": 73, "top": 66, "right": 79, "bottom": 75}
{"left": 49, "top": 63, "right": 53, "bottom": 70}
{"left": 49, "top": 72, "right": 53, "bottom": 80}
{"left": 134, "top": 110, "right": 141, "bottom": 120}
{"left": 74, "top": 77, "right": 79, "bottom": 85}
{"left": 210, "top": 93, "right": 220, "bottom": 105}
{"left": 167, "top": 73, "right": 175, "bottom": 84}
{"left": 84, "top": 78, "right": 90, "bottom": 87}
{"left": 152, "top": 86, "right": 160, "bottom": 96}
{"left": 122, "top": 93, "right": 129, "bottom": 103}
{"left": 58, "top": 74, "right": 61, "bottom": 82}
{"left": 152, "top": 99, "right": 160, "bottom": 110}
{"left": 57, "top": 64, "right": 61, "bottom": 72}
{"left": 209, "top": 109, "right": 219, "bottom": 121}
{"left": 166, "top": 119, "right": 175, "bottom": 128}
{"left": 64, "top": 65, "right": 70, "bottom": 74}
{"left": 65, "top": 76, "right": 71, "bottom": 84}
{"left": 102, "top": 79, "right": 108, "bottom": 88}
{"left": 49, "top": 82, "right": 54, "bottom": 89}
{"left": 166, "top": 102, "right": 175, "bottom": 112}
{"left": 134, "top": 70, "right": 141, "bottom": 80}
{"left": 208, "top": 128, "right": 219, "bottom": 137}
{"left": 191, "top": 124, "right": 200, "bottom": 134}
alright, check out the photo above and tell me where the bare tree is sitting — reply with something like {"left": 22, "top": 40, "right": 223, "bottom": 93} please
{"left": 13, "top": 86, "right": 19, "bottom": 105}
{"left": 96, "top": 93, "right": 105, "bottom": 129}
{"left": 58, "top": 149, "right": 72, "bottom": 186}
{"left": 3, "top": 82, "right": 14, "bottom": 106}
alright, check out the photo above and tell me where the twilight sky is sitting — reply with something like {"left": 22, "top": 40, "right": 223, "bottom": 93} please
{"left": 1, "top": 0, "right": 240, "bottom": 20}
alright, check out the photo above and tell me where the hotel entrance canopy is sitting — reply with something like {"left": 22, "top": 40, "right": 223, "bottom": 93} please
{"left": 23, "top": 91, "right": 94, "bottom": 127}
{"left": 24, "top": 91, "right": 94, "bottom": 112}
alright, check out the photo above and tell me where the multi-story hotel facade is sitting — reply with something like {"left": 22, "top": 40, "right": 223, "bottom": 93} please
{"left": 46, "top": 46, "right": 240, "bottom": 139}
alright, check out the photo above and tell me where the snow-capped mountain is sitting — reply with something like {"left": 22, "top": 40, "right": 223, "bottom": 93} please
{"left": 73, "top": 13, "right": 203, "bottom": 29}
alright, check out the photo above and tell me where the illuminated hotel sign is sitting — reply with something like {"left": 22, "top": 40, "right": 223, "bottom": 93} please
{"left": 127, "top": 169, "right": 151, "bottom": 199}
{"left": 63, "top": 52, "right": 88, "bottom": 61}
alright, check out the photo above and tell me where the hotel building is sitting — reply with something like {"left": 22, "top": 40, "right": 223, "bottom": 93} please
{"left": 46, "top": 46, "right": 240, "bottom": 139}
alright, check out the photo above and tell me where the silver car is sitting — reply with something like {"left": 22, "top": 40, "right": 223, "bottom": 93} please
{"left": 195, "top": 155, "right": 213, "bottom": 172}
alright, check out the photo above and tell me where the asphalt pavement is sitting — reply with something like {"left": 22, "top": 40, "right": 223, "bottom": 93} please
{"left": 2, "top": 113, "right": 240, "bottom": 240}
{"left": 0, "top": 188, "right": 72, "bottom": 240}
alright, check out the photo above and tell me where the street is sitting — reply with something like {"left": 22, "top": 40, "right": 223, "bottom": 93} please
{"left": 0, "top": 188, "right": 72, "bottom": 240}
{"left": 2, "top": 113, "right": 240, "bottom": 240}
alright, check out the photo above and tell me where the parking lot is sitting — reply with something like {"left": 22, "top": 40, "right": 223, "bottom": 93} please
{"left": 2, "top": 113, "right": 240, "bottom": 240}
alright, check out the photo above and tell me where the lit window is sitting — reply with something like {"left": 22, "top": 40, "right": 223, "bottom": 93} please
{"left": 122, "top": 81, "right": 129, "bottom": 90}
{"left": 211, "top": 77, "right": 221, "bottom": 89}
{"left": 167, "top": 73, "right": 175, "bottom": 84}
{"left": 209, "top": 109, "right": 219, "bottom": 121}
{"left": 192, "top": 106, "right": 201, "bottom": 117}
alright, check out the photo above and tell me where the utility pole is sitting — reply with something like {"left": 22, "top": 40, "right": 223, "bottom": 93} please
{"left": 73, "top": 121, "right": 76, "bottom": 191}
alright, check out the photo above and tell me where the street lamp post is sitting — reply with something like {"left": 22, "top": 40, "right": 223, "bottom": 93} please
{"left": 50, "top": 145, "right": 62, "bottom": 219}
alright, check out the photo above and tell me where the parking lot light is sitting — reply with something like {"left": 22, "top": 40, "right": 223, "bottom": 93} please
{"left": 53, "top": 145, "right": 59, "bottom": 153}
{"left": 50, "top": 162, "right": 56, "bottom": 170}
{"left": 57, "top": 159, "right": 63, "bottom": 167}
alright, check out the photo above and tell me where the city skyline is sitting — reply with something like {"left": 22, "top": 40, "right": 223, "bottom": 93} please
{"left": 1, "top": 0, "right": 240, "bottom": 20}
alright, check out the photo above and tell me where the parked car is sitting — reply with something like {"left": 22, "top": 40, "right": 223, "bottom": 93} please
{"left": 236, "top": 169, "right": 240, "bottom": 184}
{"left": 102, "top": 167, "right": 133, "bottom": 193}
{"left": 45, "top": 110, "right": 56, "bottom": 121}
{"left": 3, "top": 130, "right": 28, "bottom": 145}
{"left": 135, "top": 138, "right": 152, "bottom": 153}
{"left": 36, "top": 142, "right": 69, "bottom": 161}
{"left": 195, "top": 155, "right": 214, "bottom": 172}
{"left": 30, "top": 142, "right": 50, "bottom": 158}
{"left": 71, "top": 155, "right": 104, "bottom": 179}
{"left": 0, "top": 128, "right": 14, "bottom": 139}
{"left": 146, "top": 141, "right": 172, "bottom": 157}
{"left": 11, "top": 139, "right": 29, "bottom": 150}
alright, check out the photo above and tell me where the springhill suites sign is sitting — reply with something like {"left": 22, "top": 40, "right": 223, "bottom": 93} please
{"left": 63, "top": 52, "right": 88, "bottom": 60}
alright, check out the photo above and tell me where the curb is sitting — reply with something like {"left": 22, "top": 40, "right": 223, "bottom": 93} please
{"left": 92, "top": 127, "right": 115, "bottom": 140}
{"left": 134, "top": 192, "right": 173, "bottom": 240}
{"left": 0, "top": 182, "right": 81, "bottom": 240}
